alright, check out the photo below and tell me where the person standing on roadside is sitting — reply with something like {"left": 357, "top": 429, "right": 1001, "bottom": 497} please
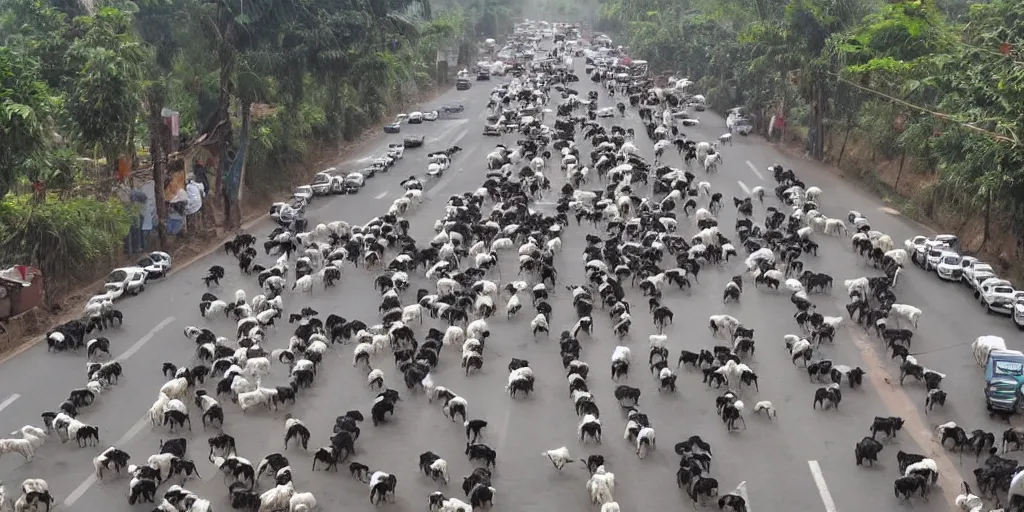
{"left": 773, "top": 113, "right": 786, "bottom": 142}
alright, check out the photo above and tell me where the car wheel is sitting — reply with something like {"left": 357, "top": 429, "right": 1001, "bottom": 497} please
{"left": 974, "top": 290, "right": 981, "bottom": 299}
{"left": 1017, "top": 322, "right": 1024, "bottom": 332}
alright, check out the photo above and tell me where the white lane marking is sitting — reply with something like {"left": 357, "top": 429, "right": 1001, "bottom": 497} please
{"left": 116, "top": 316, "right": 175, "bottom": 362}
{"left": 427, "top": 120, "right": 469, "bottom": 144}
{"left": 746, "top": 161, "right": 765, "bottom": 180}
{"left": 450, "top": 128, "right": 469, "bottom": 146}
{"left": 64, "top": 415, "right": 151, "bottom": 506}
{"left": 0, "top": 393, "right": 20, "bottom": 413}
{"left": 807, "top": 461, "right": 837, "bottom": 512}
{"left": 737, "top": 180, "right": 751, "bottom": 195}
{"left": 425, "top": 168, "right": 464, "bottom": 200}
{"left": 374, "top": 191, "right": 388, "bottom": 200}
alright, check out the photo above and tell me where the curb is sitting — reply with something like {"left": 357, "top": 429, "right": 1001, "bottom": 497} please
{"left": 0, "top": 211, "right": 272, "bottom": 366}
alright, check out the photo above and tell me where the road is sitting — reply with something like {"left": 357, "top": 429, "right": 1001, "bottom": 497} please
{"left": 0, "top": 51, "right": 1014, "bottom": 512}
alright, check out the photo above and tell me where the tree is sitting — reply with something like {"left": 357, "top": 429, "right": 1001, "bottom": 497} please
{"left": 64, "top": 6, "right": 150, "bottom": 176}
{"left": 0, "top": 47, "right": 59, "bottom": 198}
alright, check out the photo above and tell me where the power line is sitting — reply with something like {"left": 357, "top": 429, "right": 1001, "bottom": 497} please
{"left": 830, "top": 72, "right": 1020, "bottom": 146}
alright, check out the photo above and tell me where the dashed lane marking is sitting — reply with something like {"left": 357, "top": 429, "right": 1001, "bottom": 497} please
{"left": 115, "top": 316, "right": 175, "bottom": 363}
{"left": 64, "top": 414, "right": 151, "bottom": 506}
{"left": 746, "top": 160, "right": 765, "bottom": 180}
{"left": 807, "top": 461, "right": 837, "bottom": 512}
{"left": 0, "top": 393, "right": 20, "bottom": 413}
{"left": 737, "top": 180, "right": 751, "bottom": 195}
{"left": 374, "top": 191, "right": 389, "bottom": 200}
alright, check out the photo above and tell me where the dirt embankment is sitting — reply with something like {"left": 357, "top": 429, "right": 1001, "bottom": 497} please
{"left": 0, "top": 85, "right": 445, "bottom": 357}
{"left": 775, "top": 127, "right": 1022, "bottom": 281}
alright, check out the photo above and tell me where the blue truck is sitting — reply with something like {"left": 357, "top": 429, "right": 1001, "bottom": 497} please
{"left": 985, "top": 349, "right": 1024, "bottom": 413}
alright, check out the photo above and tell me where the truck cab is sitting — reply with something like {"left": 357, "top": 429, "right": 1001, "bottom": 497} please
{"left": 986, "top": 350, "right": 1024, "bottom": 413}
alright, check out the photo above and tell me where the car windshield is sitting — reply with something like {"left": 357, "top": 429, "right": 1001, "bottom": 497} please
{"left": 106, "top": 270, "right": 127, "bottom": 283}
{"left": 994, "top": 286, "right": 1015, "bottom": 294}
{"left": 913, "top": 237, "right": 927, "bottom": 244}
{"left": 928, "top": 250, "right": 943, "bottom": 257}
{"left": 994, "top": 360, "right": 1024, "bottom": 377}
{"left": 137, "top": 257, "right": 155, "bottom": 267}
{"left": 313, "top": 174, "right": 329, "bottom": 184}
{"left": 976, "top": 264, "right": 993, "bottom": 272}
{"left": 942, "top": 256, "right": 959, "bottom": 264}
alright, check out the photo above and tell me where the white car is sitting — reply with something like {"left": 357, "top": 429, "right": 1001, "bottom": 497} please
{"left": 957, "top": 255, "right": 979, "bottom": 280}
{"left": 596, "top": 107, "right": 615, "bottom": 118}
{"left": 914, "top": 234, "right": 958, "bottom": 268}
{"left": 310, "top": 172, "right": 335, "bottom": 196}
{"left": 387, "top": 144, "right": 405, "bottom": 159}
{"left": 90, "top": 266, "right": 149, "bottom": 304}
{"left": 137, "top": 251, "right": 172, "bottom": 279}
{"left": 423, "top": 111, "right": 439, "bottom": 122}
{"left": 904, "top": 236, "right": 928, "bottom": 258}
{"left": 934, "top": 252, "right": 962, "bottom": 282}
{"left": 293, "top": 185, "right": 313, "bottom": 202}
{"left": 979, "top": 279, "right": 1017, "bottom": 315}
{"left": 970, "top": 268, "right": 999, "bottom": 293}
{"left": 345, "top": 172, "right": 366, "bottom": 188}
{"left": 1013, "top": 294, "right": 1024, "bottom": 330}
{"left": 964, "top": 261, "right": 993, "bottom": 287}
{"left": 408, "top": 111, "right": 424, "bottom": 124}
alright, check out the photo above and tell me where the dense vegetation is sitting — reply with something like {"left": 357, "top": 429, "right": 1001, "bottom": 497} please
{"left": 598, "top": 0, "right": 1024, "bottom": 268}
{"left": 0, "top": 0, "right": 519, "bottom": 302}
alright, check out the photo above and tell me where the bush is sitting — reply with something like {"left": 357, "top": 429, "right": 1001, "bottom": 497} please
{"left": 0, "top": 195, "right": 134, "bottom": 300}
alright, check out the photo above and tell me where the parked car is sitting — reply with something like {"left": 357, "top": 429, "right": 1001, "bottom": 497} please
{"left": 311, "top": 172, "right": 335, "bottom": 196}
{"left": 969, "top": 267, "right": 999, "bottom": 294}
{"left": 404, "top": 134, "right": 425, "bottom": 148}
{"left": 482, "top": 125, "right": 502, "bottom": 136}
{"left": 133, "top": 251, "right": 171, "bottom": 280}
{"left": 441, "top": 104, "right": 464, "bottom": 115}
{"left": 689, "top": 94, "right": 706, "bottom": 111}
{"left": 1013, "top": 294, "right": 1024, "bottom": 330}
{"left": 292, "top": 185, "right": 314, "bottom": 202}
{"left": 407, "top": 111, "right": 424, "bottom": 124}
{"left": 271, "top": 199, "right": 305, "bottom": 226}
{"left": 962, "top": 260, "right": 991, "bottom": 286}
{"left": 934, "top": 252, "right": 963, "bottom": 282}
{"left": 477, "top": 70, "right": 491, "bottom": 81}
{"left": 979, "top": 278, "right": 1017, "bottom": 315}
{"left": 329, "top": 175, "right": 347, "bottom": 194}
{"left": 345, "top": 172, "right": 366, "bottom": 188}
{"left": 985, "top": 349, "right": 1024, "bottom": 413}
{"left": 956, "top": 255, "right": 980, "bottom": 284}
{"left": 456, "top": 78, "right": 472, "bottom": 90}
{"left": 370, "top": 158, "right": 393, "bottom": 174}
{"left": 913, "top": 234, "right": 959, "bottom": 268}
{"left": 386, "top": 143, "right": 405, "bottom": 159}
{"left": 91, "top": 266, "right": 149, "bottom": 303}
{"left": 596, "top": 107, "right": 615, "bottom": 118}
{"left": 726, "top": 107, "right": 753, "bottom": 135}
{"left": 904, "top": 236, "right": 928, "bottom": 258}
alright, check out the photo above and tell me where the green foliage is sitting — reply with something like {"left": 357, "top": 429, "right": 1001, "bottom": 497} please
{"left": 0, "top": 0, "right": 505, "bottom": 291}
{"left": 0, "top": 195, "right": 134, "bottom": 292}
{"left": 605, "top": 0, "right": 1024, "bottom": 244}
{"left": 64, "top": 7, "right": 150, "bottom": 161}
{"left": 0, "top": 46, "right": 60, "bottom": 197}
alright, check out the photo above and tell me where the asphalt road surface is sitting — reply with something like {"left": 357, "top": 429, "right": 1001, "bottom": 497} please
{"left": 0, "top": 51, "right": 1014, "bottom": 512}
